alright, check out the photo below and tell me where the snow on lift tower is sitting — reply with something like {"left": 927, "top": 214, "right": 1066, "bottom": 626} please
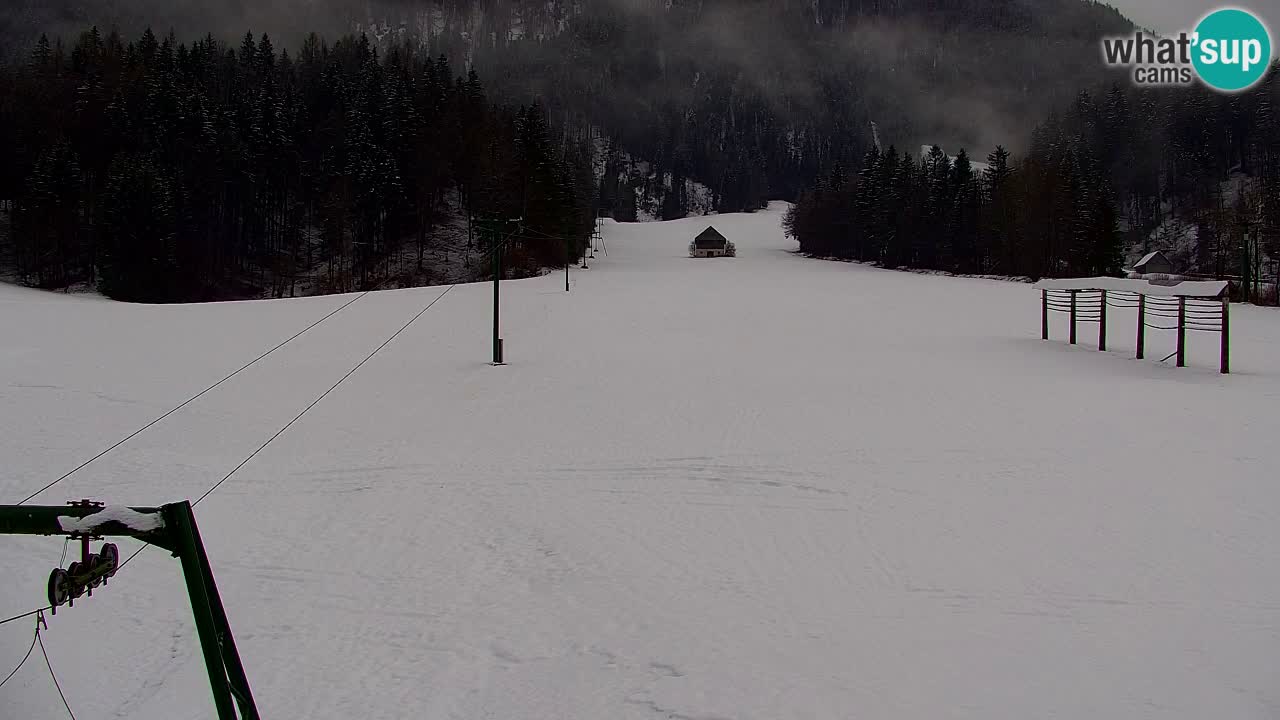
{"left": 689, "top": 226, "right": 735, "bottom": 258}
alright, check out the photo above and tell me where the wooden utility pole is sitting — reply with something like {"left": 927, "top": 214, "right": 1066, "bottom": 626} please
{"left": 1099, "top": 290, "right": 1107, "bottom": 351}
{"left": 1176, "top": 297, "right": 1187, "bottom": 367}
{"left": 1136, "top": 294, "right": 1146, "bottom": 359}
{"left": 1220, "top": 296, "right": 1230, "bottom": 374}
{"left": 1041, "top": 290, "right": 1048, "bottom": 340}
{"left": 1069, "top": 290, "right": 1077, "bottom": 345}
{"left": 493, "top": 226, "right": 502, "bottom": 364}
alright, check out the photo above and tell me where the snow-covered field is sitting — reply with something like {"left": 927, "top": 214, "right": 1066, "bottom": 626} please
{"left": 3, "top": 203, "right": 1280, "bottom": 719}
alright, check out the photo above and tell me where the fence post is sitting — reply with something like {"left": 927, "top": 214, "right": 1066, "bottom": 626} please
{"left": 1069, "top": 290, "right": 1077, "bottom": 345}
{"left": 1136, "top": 294, "right": 1145, "bottom": 359}
{"left": 1176, "top": 296, "right": 1186, "bottom": 368}
{"left": 492, "top": 228, "right": 503, "bottom": 365}
{"left": 1041, "top": 290, "right": 1048, "bottom": 340}
{"left": 1221, "top": 296, "right": 1230, "bottom": 374}
{"left": 1098, "top": 290, "right": 1107, "bottom": 351}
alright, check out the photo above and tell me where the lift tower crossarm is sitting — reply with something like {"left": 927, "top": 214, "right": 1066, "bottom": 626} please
{"left": 0, "top": 501, "right": 259, "bottom": 720}
{"left": 0, "top": 504, "right": 175, "bottom": 551}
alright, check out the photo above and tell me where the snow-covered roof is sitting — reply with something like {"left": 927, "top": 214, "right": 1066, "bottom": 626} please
{"left": 1134, "top": 251, "right": 1163, "bottom": 267}
{"left": 693, "top": 227, "right": 729, "bottom": 248}
{"left": 1130, "top": 251, "right": 1175, "bottom": 273}
{"left": 1034, "top": 277, "right": 1228, "bottom": 298}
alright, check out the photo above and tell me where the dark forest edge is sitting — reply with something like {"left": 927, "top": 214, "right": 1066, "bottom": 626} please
{"left": 785, "top": 68, "right": 1280, "bottom": 300}
{"left": 3, "top": 25, "right": 1278, "bottom": 304}
{"left": 0, "top": 0, "right": 1141, "bottom": 220}
{"left": 0, "top": 28, "right": 595, "bottom": 302}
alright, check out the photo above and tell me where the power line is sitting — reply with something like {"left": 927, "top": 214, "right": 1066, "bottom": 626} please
{"left": 4, "top": 284, "right": 452, "bottom": 642}
{"left": 100, "top": 285, "right": 458, "bottom": 583}
{"left": 515, "top": 226, "right": 577, "bottom": 242}
{"left": 0, "top": 618, "right": 38, "bottom": 689}
{"left": 193, "top": 284, "right": 456, "bottom": 508}
{"left": 0, "top": 606, "right": 52, "bottom": 628}
{"left": 36, "top": 621, "right": 77, "bottom": 720}
{"left": 0, "top": 611, "right": 75, "bottom": 720}
{"left": 1, "top": 540, "right": 151, "bottom": 631}
{"left": 482, "top": 228, "right": 531, "bottom": 258}
{"left": 17, "top": 291, "right": 371, "bottom": 506}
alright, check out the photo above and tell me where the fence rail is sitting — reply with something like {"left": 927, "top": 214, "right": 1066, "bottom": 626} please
{"left": 1040, "top": 286, "right": 1229, "bottom": 374}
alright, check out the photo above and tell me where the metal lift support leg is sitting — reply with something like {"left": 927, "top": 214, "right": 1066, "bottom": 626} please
{"left": 170, "top": 502, "right": 260, "bottom": 719}
{"left": 0, "top": 502, "right": 259, "bottom": 720}
{"left": 166, "top": 502, "right": 240, "bottom": 720}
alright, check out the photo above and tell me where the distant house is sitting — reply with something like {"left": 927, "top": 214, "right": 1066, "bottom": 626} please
{"left": 689, "top": 227, "right": 736, "bottom": 258}
{"left": 1131, "top": 251, "right": 1176, "bottom": 276}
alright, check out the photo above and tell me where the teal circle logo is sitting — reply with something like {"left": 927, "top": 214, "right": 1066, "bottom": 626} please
{"left": 1192, "top": 9, "right": 1273, "bottom": 92}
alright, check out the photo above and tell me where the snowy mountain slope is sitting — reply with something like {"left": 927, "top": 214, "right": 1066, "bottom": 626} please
{"left": 3, "top": 204, "right": 1280, "bottom": 719}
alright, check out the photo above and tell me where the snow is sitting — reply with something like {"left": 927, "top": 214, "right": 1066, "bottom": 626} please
{"left": 1035, "top": 277, "right": 1229, "bottom": 297}
{"left": 57, "top": 506, "right": 165, "bottom": 534}
{"left": 3, "top": 202, "right": 1280, "bottom": 719}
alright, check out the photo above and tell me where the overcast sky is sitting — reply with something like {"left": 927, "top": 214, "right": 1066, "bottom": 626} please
{"left": 1106, "top": 0, "right": 1280, "bottom": 33}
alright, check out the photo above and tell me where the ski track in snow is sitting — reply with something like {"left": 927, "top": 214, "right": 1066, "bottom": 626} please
{"left": 3, "top": 203, "right": 1280, "bottom": 718}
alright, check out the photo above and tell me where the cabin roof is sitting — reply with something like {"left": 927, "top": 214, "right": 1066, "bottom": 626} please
{"left": 1134, "top": 251, "right": 1166, "bottom": 267}
{"left": 694, "top": 227, "right": 728, "bottom": 248}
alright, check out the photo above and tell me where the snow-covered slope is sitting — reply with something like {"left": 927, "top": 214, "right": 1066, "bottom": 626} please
{"left": 3, "top": 204, "right": 1279, "bottom": 719}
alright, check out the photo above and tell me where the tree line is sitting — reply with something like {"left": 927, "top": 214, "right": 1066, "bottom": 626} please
{"left": 0, "top": 27, "right": 596, "bottom": 301}
{"left": 2, "top": 0, "right": 1140, "bottom": 220}
{"left": 451, "top": 0, "right": 1134, "bottom": 219}
{"left": 0, "top": 0, "right": 1141, "bottom": 237}
{"left": 785, "top": 69, "right": 1280, "bottom": 290}
{"left": 785, "top": 138, "right": 1120, "bottom": 278}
